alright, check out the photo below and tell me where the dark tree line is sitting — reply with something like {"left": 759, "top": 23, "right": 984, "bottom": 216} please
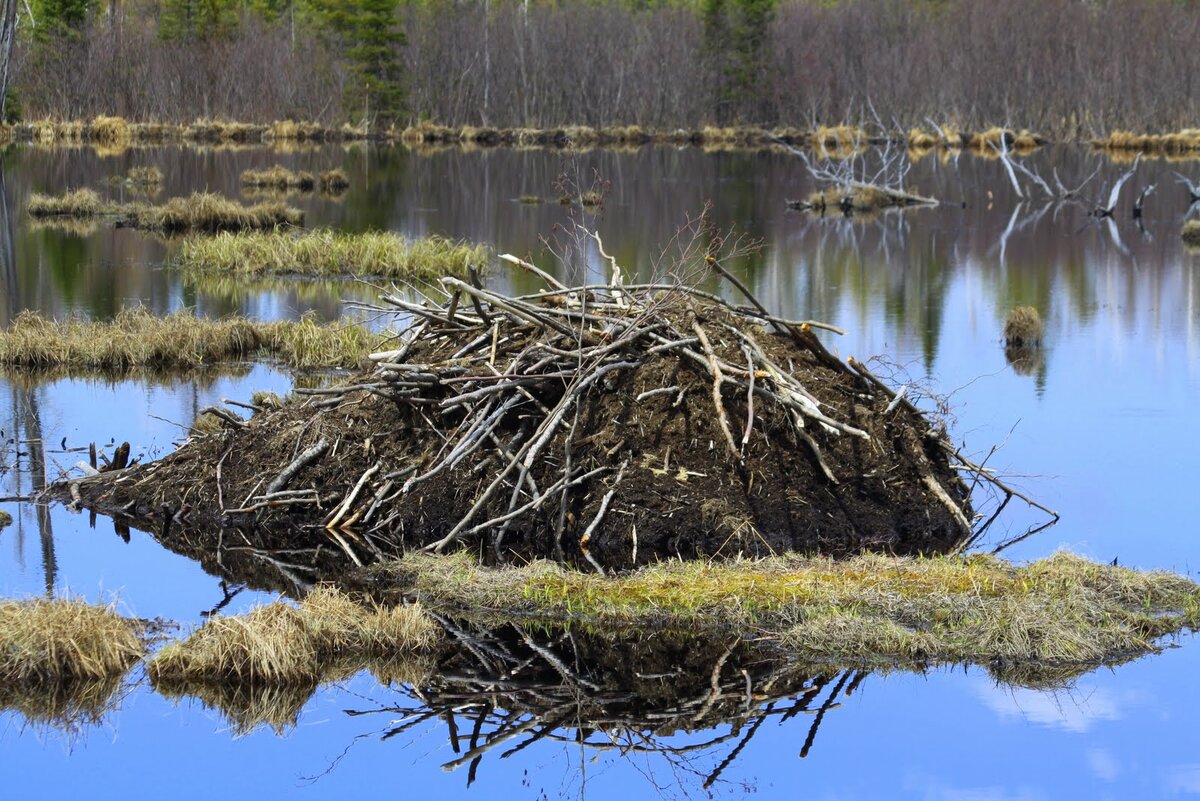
{"left": 7, "top": 0, "right": 1200, "bottom": 136}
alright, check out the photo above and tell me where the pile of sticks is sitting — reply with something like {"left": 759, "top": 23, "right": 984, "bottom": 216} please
{"left": 288, "top": 249, "right": 878, "bottom": 566}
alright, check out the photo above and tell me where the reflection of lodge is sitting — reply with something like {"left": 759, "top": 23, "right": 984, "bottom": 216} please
{"left": 355, "top": 621, "right": 860, "bottom": 788}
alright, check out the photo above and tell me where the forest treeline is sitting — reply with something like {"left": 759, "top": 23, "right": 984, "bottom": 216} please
{"left": 12, "top": 0, "right": 1200, "bottom": 137}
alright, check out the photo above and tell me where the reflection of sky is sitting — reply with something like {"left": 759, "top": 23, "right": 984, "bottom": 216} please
{"left": 0, "top": 367, "right": 291, "bottom": 618}
{"left": 2, "top": 145, "right": 1200, "bottom": 797}
{"left": 4, "top": 646, "right": 1199, "bottom": 799}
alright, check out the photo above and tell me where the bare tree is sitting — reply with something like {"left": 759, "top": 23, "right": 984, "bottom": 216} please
{"left": 0, "top": 0, "right": 16, "bottom": 121}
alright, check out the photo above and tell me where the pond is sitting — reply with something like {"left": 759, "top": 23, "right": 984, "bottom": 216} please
{"left": 1, "top": 141, "right": 1198, "bottom": 798}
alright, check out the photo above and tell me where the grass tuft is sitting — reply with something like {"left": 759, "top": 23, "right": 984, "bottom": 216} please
{"left": 147, "top": 587, "right": 438, "bottom": 688}
{"left": 318, "top": 169, "right": 350, "bottom": 193}
{"left": 27, "top": 190, "right": 302, "bottom": 234}
{"left": 28, "top": 188, "right": 104, "bottom": 217}
{"left": 126, "top": 166, "right": 163, "bottom": 186}
{"left": 0, "top": 597, "right": 144, "bottom": 683}
{"left": 1004, "top": 305, "right": 1044, "bottom": 347}
{"left": 174, "top": 228, "right": 485, "bottom": 280}
{"left": 90, "top": 115, "right": 132, "bottom": 145}
{"left": 0, "top": 308, "right": 377, "bottom": 370}
{"left": 130, "top": 192, "right": 303, "bottom": 233}
{"left": 1182, "top": 219, "right": 1200, "bottom": 247}
{"left": 1096, "top": 129, "right": 1200, "bottom": 154}
{"left": 241, "top": 165, "right": 316, "bottom": 192}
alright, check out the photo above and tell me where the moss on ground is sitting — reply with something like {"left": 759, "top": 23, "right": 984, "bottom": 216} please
{"left": 385, "top": 551, "right": 1200, "bottom": 666}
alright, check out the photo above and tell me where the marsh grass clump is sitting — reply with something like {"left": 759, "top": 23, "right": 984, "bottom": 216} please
{"left": 27, "top": 190, "right": 302, "bottom": 234}
{"left": 130, "top": 192, "right": 303, "bottom": 233}
{"left": 0, "top": 509, "right": 12, "bottom": 528}
{"left": 151, "top": 604, "right": 317, "bottom": 684}
{"left": 814, "top": 124, "right": 865, "bottom": 150}
{"left": 126, "top": 166, "right": 163, "bottom": 186}
{"left": 147, "top": 588, "right": 438, "bottom": 689}
{"left": 1181, "top": 220, "right": 1200, "bottom": 247}
{"left": 184, "top": 119, "right": 267, "bottom": 143}
{"left": 0, "top": 598, "right": 144, "bottom": 683}
{"left": 174, "top": 229, "right": 485, "bottom": 280}
{"left": 1096, "top": 130, "right": 1200, "bottom": 155}
{"left": 0, "top": 307, "right": 376, "bottom": 370}
{"left": 265, "top": 120, "right": 352, "bottom": 143}
{"left": 189, "top": 411, "right": 227, "bottom": 436}
{"left": 390, "top": 551, "right": 1200, "bottom": 669}
{"left": 401, "top": 120, "right": 458, "bottom": 144}
{"left": 558, "top": 190, "right": 605, "bottom": 207}
{"left": 241, "top": 165, "right": 316, "bottom": 192}
{"left": 89, "top": 115, "right": 132, "bottom": 145}
{"left": 1004, "top": 305, "right": 1044, "bottom": 347}
{"left": 251, "top": 390, "right": 286, "bottom": 411}
{"left": 300, "top": 586, "right": 440, "bottom": 655}
{"left": 27, "top": 188, "right": 105, "bottom": 218}
{"left": 517, "top": 194, "right": 543, "bottom": 205}
{"left": 907, "top": 125, "right": 965, "bottom": 150}
{"left": 800, "top": 184, "right": 931, "bottom": 215}
{"left": 318, "top": 169, "right": 350, "bottom": 193}
{"left": 969, "top": 128, "right": 1043, "bottom": 153}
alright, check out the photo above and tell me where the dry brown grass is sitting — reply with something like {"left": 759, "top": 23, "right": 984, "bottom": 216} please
{"left": 0, "top": 307, "right": 377, "bottom": 370}
{"left": 126, "top": 166, "right": 163, "bottom": 186}
{"left": 27, "top": 188, "right": 105, "bottom": 217}
{"left": 130, "top": 192, "right": 303, "bottom": 233}
{"left": 90, "top": 115, "right": 132, "bottom": 145}
{"left": 1004, "top": 306, "right": 1044, "bottom": 347}
{"left": 147, "top": 588, "right": 439, "bottom": 688}
{"left": 814, "top": 124, "right": 865, "bottom": 149}
{"left": 184, "top": 119, "right": 267, "bottom": 143}
{"left": 806, "top": 185, "right": 899, "bottom": 213}
{"left": 1095, "top": 129, "right": 1200, "bottom": 154}
{"left": 27, "top": 189, "right": 302, "bottom": 234}
{"left": 1182, "top": 220, "right": 1200, "bottom": 247}
{"left": 241, "top": 165, "right": 316, "bottom": 192}
{"left": 151, "top": 604, "right": 317, "bottom": 684}
{"left": 318, "top": 169, "right": 350, "bottom": 193}
{"left": 968, "top": 128, "right": 1044, "bottom": 153}
{"left": 390, "top": 551, "right": 1200, "bottom": 667}
{"left": 0, "top": 597, "right": 144, "bottom": 683}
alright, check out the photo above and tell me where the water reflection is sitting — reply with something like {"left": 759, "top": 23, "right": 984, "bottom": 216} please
{"left": 343, "top": 624, "right": 860, "bottom": 792}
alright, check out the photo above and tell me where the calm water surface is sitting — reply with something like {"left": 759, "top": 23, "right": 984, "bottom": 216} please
{"left": 1, "top": 142, "right": 1198, "bottom": 798}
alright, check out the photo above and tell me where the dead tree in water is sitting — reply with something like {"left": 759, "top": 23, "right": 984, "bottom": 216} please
{"left": 777, "top": 133, "right": 938, "bottom": 214}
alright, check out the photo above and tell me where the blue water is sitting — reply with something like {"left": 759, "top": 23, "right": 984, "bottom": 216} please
{"left": 1, "top": 143, "right": 1199, "bottom": 798}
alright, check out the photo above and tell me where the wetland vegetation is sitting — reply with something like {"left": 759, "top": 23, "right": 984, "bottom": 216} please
{"left": 28, "top": 189, "right": 303, "bottom": 234}
{"left": 0, "top": 308, "right": 379, "bottom": 370}
{"left": 2, "top": 0, "right": 1200, "bottom": 785}
{"left": 173, "top": 229, "right": 485, "bottom": 280}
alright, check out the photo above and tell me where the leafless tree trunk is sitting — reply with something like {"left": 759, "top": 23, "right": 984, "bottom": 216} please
{"left": 0, "top": 0, "right": 17, "bottom": 121}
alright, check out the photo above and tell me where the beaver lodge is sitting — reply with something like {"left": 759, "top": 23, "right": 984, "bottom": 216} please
{"left": 54, "top": 240, "right": 1046, "bottom": 575}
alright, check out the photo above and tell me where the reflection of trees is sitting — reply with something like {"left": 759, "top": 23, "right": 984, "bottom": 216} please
{"left": 3, "top": 384, "right": 57, "bottom": 595}
{"left": 2, "top": 159, "right": 58, "bottom": 594}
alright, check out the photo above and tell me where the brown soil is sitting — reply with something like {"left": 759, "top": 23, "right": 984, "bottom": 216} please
{"left": 59, "top": 292, "right": 972, "bottom": 575}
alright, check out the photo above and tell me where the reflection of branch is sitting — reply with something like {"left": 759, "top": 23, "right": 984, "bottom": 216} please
{"left": 800, "top": 670, "right": 852, "bottom": 759}
{"left": 348, "top": 621, "right": 859, "bottom": 792}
